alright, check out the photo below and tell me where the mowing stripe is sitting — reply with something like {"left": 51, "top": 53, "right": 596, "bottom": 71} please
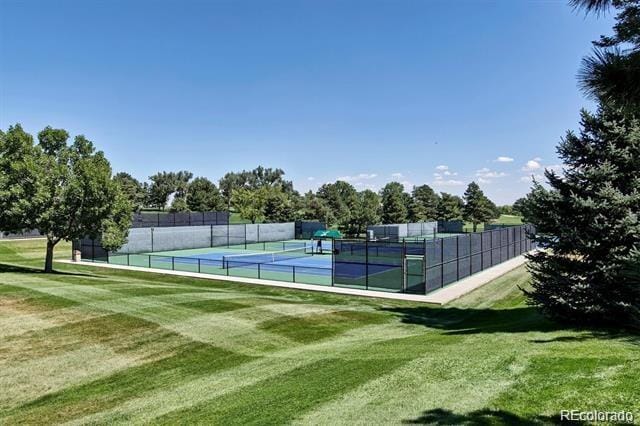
{"left": 65, "top": 323, "right": 420, "bottom": 425}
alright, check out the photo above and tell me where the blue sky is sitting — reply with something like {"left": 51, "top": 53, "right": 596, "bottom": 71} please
{"left": 0, "top": 0, "right": 613, "bottom": 204}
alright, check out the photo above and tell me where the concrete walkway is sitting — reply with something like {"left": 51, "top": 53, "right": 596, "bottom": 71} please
{"left": 58, "top": 255, "right": 529, "bottom": 305}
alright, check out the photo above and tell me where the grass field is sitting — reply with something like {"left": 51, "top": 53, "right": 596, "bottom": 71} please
{"left": 463, "top": 214, "right": 524, "bottom": 232}
{"left": 0, "top": 239, "right": 638, "bottom": 424}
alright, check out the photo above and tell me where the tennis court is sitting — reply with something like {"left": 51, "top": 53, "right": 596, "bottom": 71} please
{"left": 108, "top": 239, "right": 334, "bottom": 286}
{"left": 76, "top": 221, "right": 536, "bottom": 296}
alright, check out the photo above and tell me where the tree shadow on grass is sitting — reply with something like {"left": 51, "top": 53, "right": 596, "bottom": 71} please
{"left": 0, "top": 262, "right": 103, "bottom": 279}
{"left": 402, "top": 408, "right": 579, "bottom": 425}
{"left": 381, "top": 304, "right": 559, "bottom": 334}
{"left": 380, "top": 304, "right": 639, "bottom": 344}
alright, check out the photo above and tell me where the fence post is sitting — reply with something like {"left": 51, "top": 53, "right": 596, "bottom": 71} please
{"left": 127, "top": 253, "right": 130, "bottom": 266}
{"left": 365, "top": 239, "right": 369, "bottom": 290}
{"left": 172, "top": 257, "right": 175, "bottom": 270}
{"left": 440, "top": 239, "right": 444, "bottom": 288}
{"left": 490, "top": 231, "right": 493, "bottom": 266}
{"left": 293, "top": 266, "right": 296, "bottom": 283}
{"left": 469, "top": 235, "right": 472, "bottom": 276}
{"left": 456, "top": 236, "right": 460, "bottom": 281}
{"left": 480, "top": 232, "right": 484, "bottom": 270}
{"left": 198, "top": 258, "right": 201, "bottom": 274}
{"left": 331, "top": 244, "right": 335, "bottom": 286}
{"left": 258, "top": 263, "right": 261, "bottom": 279}
{"left": 402, "top": 240, "right": 407, "bottom": 293}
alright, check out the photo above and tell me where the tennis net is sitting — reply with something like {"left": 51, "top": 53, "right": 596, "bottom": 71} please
{"left": 222, "top": 246, "right": 312, "bottom": 268}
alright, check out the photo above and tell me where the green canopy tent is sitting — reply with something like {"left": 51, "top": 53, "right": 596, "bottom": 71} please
{"left": 313, "top": 229, "right": 342, "bottom": 239}
{"left": 311, "top": 229, "right": 341, "bottom": 254}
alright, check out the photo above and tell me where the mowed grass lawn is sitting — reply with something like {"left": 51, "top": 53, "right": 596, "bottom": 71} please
{"left": 463, "top": 215, "right": 524, "bottom": 232}
{"left": 0, "top": 240, "right": 638, "bottom": 424}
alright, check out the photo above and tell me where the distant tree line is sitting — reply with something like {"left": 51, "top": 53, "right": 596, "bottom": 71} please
{"left": 112, "top": 165, "right": 507, "bottom": 236}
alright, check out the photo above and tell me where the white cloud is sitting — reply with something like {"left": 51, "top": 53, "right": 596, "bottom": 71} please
{"left": 522, "top": 159, "right": 542, "bottom": 171}
{"left": 433, "top": 166, "right": 462, "bottom": 186}
{"left": 337, "top": 173, "right": 378, "bottom": 182}
{"left": 476, "top": 168, "right": 507, "bottom": 179}
{"left": 495, "top": 156, "right": 514, "bottom": 163}
{"left": 307, "top": 176, "right": 315, "bottom": 181}
{"left": 391, "top": 172, "right": 404, "bottom": 179}
{"left": 477, "top": 177, "right": 491, "bottom": 184}
{"left": 400, "top": 180, "right": 413, "bottom": 189}
{"left": 433, "top": 178, "right": 464, "bottom": 187}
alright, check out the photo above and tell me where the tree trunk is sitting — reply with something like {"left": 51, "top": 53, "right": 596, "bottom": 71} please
{"left": 44, "top": 239, "right": 56, "bottom": 273}
{"left": 473, "top": 222, "right": 477, "bottom": 232}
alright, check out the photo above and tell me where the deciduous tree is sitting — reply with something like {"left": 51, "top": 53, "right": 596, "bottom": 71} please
{"left": 231, "top": 187, "right": 267, "bottom": 224}
{"left": 317, "top": 181, "right": 358, "bottom": 235}
{"left": 353, "top": 190, "right": 381, "bottom": 236}
{"left": 0, "top": 124, "right": 131, "bottom": 272}
{"left": 113, "top": 172, "right": 146, "bottom": 212}
{"left": 186, "top": 177, "right": 223, "bottom": 211}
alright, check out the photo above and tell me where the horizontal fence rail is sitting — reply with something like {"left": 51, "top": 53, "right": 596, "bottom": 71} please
{"left": 131, "top": 211, "right": 229, "bottom": 228}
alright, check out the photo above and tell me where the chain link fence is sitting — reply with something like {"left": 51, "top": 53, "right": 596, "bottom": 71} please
{"left": 74, "top": 223, "right": 535, "bottom": 296}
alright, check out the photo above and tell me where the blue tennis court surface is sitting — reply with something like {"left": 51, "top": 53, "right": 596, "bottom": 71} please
{"left": 138, "top": 244, "right": 333, "bottom": 281}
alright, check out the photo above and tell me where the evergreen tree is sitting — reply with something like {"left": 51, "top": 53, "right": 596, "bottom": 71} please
{"left": 436, "top": 192, "right": 463, "bottom": 221}
{"left": 525, "top": 105, "right": 640, "bottom": 328}
{"left": 462, "top": 182, "right": 495, "bottom": 232}
{"left": 572, "top": 0, "right": 640, "bottom": 113}
{"left": 410, "top": 184, "right": 440, "bottom": 221}
{"left": 512, "top": 197, "right": 527, "bottom": 216}
{"left": 380, "top": 182, "right": 408, "bottom": 224}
